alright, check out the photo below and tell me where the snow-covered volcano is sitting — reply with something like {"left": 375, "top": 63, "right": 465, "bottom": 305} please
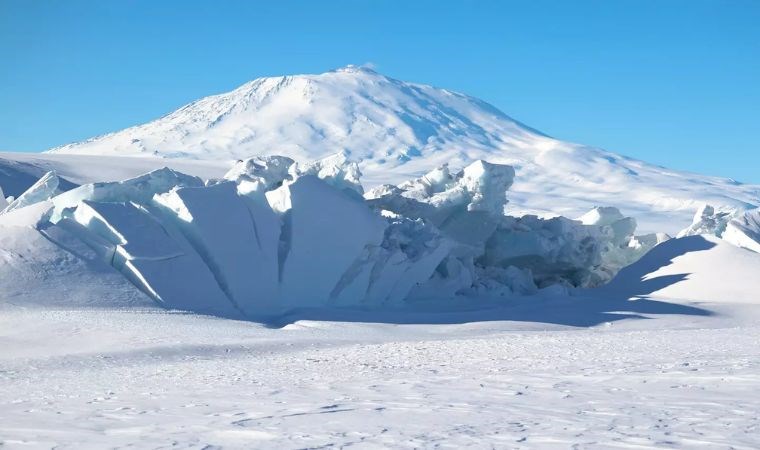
{"left": 46, "top": 65, "right": 760, "bottom": 232}
{"left": 49, "top": 65, "right": 541, "bottom": 166}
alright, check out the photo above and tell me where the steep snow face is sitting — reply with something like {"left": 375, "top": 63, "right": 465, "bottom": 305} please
{"left": 44, "top": 66, "right": 760, "bottom": 233}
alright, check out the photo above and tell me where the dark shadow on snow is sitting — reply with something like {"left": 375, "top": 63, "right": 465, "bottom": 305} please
{"left": 260, "top": 292, "right": 712, "bottom": 329}
{"left": 260, "top": 236, "right": 718, "bottom": 328}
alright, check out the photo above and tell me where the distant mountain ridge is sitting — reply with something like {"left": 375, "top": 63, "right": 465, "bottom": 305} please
{"left": 47, "top": 65, "right": 760, "bottom": 233}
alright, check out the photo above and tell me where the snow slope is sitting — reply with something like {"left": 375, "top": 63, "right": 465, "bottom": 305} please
{"left": 0, "top": 152, "right": 229, "bottom": 198}
{"left": 38, "top": 65, "right": 760, "bottom": 233}
{"left": 598, "top": 234, "right": 760, "bottom": 304}
{"left": 0, "top": 203, "right": 154, "bottom": 311}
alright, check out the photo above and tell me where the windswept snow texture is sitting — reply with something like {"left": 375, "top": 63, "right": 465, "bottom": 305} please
{"left": 2, "top": 303, "right": 760, "bottom": 448}
{"left": 44, "top": 65, "right": 760, "bottom": 233}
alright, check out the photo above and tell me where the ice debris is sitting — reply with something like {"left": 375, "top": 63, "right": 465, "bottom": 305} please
{"left": 723, "top": 209, "right": 760, "bottom": 254}
{"left": 0, "top": 155, "right": 683, "bottom": 316}
{"left": 676, "top": 204, "right": 738, "bottom": 238}
{"left": 2, "top": 171, "right": 66, "bottom": 214}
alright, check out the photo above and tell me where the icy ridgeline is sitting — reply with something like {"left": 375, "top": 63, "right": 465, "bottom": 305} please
{"left": 677, "top": 204, "right": 760, "bottom": 253}
{"left": 0, "top": 154, "right": 665, "bottom": 317}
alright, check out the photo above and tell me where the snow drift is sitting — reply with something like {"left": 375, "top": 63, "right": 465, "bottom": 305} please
{"left": 0, "top": 154, "right": 667, "bottom": 316}
{"left": 601, "top": 234, "right": 760, "bottom": 304}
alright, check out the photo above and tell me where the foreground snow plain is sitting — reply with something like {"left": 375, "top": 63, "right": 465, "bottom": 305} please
{"left": 3, "top": 229, "right": 760, "bottom": 448}
{"left": 1, "top": 300, "right": 759, "bottom": 449}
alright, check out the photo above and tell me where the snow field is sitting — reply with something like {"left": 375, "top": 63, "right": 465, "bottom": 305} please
{"left": 0, "top": 308, "right": 759, "bottom": 449}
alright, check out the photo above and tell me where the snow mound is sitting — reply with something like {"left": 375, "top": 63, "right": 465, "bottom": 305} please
{"left": 0, "top": 204, "right": 154, "bottom": 310}
{"left": 601, "top": 234, "right": 760, "bottom": 304}
{"left": 69, "top": 199, "right": 237, "bottom": 316}
{"left": 223, "top": 155, "right": 294, "bottom": 192}
{"left": 50, "top": 167, "right": 204, "bottom": 222}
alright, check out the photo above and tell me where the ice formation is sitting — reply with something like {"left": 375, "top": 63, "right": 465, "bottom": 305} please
{"left": 676, "top": 204, "right": 738, "bottom": 238}
{"left": 2, "top": 171, "right": 66, "bottom": 214}
{"left": 723, "top": 209, "right": 760, "bottom": 254}
{"left": 0, "top": 185, "right": 7, "bottom": 210}
{"left": 672, "top": 203, "right": 760, "bottom": 254}
{"left": 223, "top": 155, "right": 295, "bottom": 194}
{"left": 0, "top": 154, "right": 679, "bottom": 316}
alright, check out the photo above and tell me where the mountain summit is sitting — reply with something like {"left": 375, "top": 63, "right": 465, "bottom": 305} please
{"left": 50, "top": 65, "right": 543, "bottom": 168}
{"left": 48, "top": 66, "right": 760, "bottom": 232}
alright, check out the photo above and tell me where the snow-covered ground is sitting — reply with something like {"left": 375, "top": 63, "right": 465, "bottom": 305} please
{"left": 1, "top": 301, "right": 759, "bottom": 449}
{"left": 3, "top": 66, "right": 760, "bottom": 449}
{"left": 3, "top": 229, "right": 760, "bottom": 448}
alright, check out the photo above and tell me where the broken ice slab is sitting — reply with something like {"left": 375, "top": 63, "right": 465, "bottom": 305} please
{"left": 71, "top": 199, "right": 238, "bottom": 317}
{"left": 154, "top": 181, "right": 279, "bottom": 314}
{"left": 267, "top": 175, "right": 387, "bottom": 307}
{"left": 2, "top": 171, "right": 65, "bottom": 214}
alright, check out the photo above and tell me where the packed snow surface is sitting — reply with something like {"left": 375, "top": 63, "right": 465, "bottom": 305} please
{"left": 23, "top": 65, "right": 758, "bottom": 234}
{"left": 1, "top": 303, "right": 760, "bottom": 448}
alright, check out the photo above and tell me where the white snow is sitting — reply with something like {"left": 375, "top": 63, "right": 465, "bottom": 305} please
{"left": 599, "top": 234, "right": 760, "bottom": 304}
{"left": 15, "top": 66, "right": 752, "bottom": 234}
{"left": 676, "top": 203, "right": 737, "bottom": 238}
{"left": 3, "top": 67, "right": 760, "bottom": 449}
{"left": 1, "top": 303, "right": 759, "bottom": 448}
{"left": 270, "top": 175, "right": 387, "bottom": 307}
{"left": 68, "top": 199, "right": 238, "bottom": 317}
{"left": 0, "top": 207, "right": 153, "bottom": 310}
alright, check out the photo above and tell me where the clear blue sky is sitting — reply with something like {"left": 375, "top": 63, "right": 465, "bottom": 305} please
{"left": 1, "top": 1, "right": 758, "bottom": 181}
